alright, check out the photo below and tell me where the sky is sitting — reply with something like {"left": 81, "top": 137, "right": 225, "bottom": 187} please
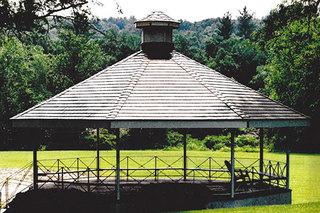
{"left": 89, "top": 0, "right": 284, "bottom": 21}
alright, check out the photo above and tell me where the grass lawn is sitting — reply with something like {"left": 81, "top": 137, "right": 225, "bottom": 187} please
{"left": 0, "top": 150, "right": 319, "bottom": 212}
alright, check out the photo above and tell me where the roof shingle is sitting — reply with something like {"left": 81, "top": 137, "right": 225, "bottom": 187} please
{"left": 11, "top": 51, "right": 309, "bottom": 128}
{"left": 138, "top": 11, "right": 179, "bottom": 23}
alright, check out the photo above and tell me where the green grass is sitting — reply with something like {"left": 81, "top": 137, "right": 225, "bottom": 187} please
{"left": 0, "top": 150, "right": 319, "bottom": 212}
{"left": 185, "top": 201, "right": 320, "bottom": 213}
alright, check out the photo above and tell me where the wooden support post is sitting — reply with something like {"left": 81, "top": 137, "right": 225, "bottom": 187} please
{"left": 183, "top": 130, "right": 187, "bottom": 181}
{"left": 259, "top": 128, "right": 264, "bottom": 181}
{"left": 33, "top": 145, "right": 38, "bottom": 190}
{"left": 286, "top": 142, "right": 290, "bottom": 190}
{"left": 230, "top": 129, "right": 235, "bottom": 198}
{"left": 96, "top": 128, "right": 100, "bottom": 182}
{"left": 115, "top": 129, "right": 121, "bottom": 201}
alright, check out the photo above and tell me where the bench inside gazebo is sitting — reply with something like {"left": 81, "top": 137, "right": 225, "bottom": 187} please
{"left": 11, "top": 11, "right": 309, "bottom": 209}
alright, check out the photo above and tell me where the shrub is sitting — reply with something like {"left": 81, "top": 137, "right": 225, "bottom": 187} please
{"left": 203, "top": 134, "right": 259, "bottom": 151}
{"left": 236, "top": 134, "right": 258, "bottom": 147}
{"left": 187, "top": 137, "right": 208, "bottom": 151}
{"left": 167, "top": 130, "right": 184, "bottom": 146}
{"left": 164, "top": 134, "right": 208, "bottom": 151}
{"left": 204, "top": 135, "right": 230, "bottom": 150}
{"left": 83, "top": 128, "right": 116, "bottom": 149}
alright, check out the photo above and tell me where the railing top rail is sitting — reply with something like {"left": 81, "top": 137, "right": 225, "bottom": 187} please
{"left": 38, "top": 155, "right": 286, "bottom": 164}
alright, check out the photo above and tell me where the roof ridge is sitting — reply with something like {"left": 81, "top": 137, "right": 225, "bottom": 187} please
{"left": 172, "top": 52, "right": 249, "bottom": 120}
{"left": 107, "top": 54, "right": 150, "bottom": 119}
{"left": 11, "top": 51, "right": 142, "bottom": 120}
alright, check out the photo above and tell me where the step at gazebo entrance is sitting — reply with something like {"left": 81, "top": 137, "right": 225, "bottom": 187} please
{"left": 11, "top": 11, "right": 309, "bottom": 209}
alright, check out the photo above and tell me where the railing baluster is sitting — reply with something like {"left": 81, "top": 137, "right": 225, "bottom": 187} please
{"left": 154, "top": 156, "right": 157, "bottom": 182}
{"left": 126, "top": 156, "right": 129, "bottom": 182}
{"left": 251, "top": 166, "right": 254, "bottom": 181}
{"left": 269, "top": 161, "right": 272, "bottom": 187}
{"left": 209, "top": 157, "right": 212, "bottom": 181}
{"left": 77, "top": 158, "right": 80, "bottom": 180}
{"left": 61, "top": 167, "right": 64, "bottom": 190}
{"left": 87, "top": 167, "right": 90, "bottom": 192}
{"left": 57, "top": 159, "right": 60, "bottom": 181}
{"left": 251, "top": 166, "right": 254, "bottom": 190}
{"left": 277, "top": 162, "right": 280, "bottom": 187}
{"left": 193, "top": 169, "right": 195, "bottom": 182}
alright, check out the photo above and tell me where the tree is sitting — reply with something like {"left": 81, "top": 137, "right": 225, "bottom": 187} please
{"left": 0, "top": 36, "right": 52, "bottom": 149}
{"left": 0, "top": 36, "right": 52, "bottom": 119}
{"left": 49, "top": 30, "right": 107, "bottom": 94}
{"left": 174, "top": 33, "right": 193, "bottom": 57}
{"left": 207, "top": 37, "right": 266, "bottom": 86}
{"left": 211, "top": 45, "right": 238, "bottom": 77}
{"left": 218, "top": 12, "right": 233, "bottom": 39}
{"left": 237, "top": 6, "right": 256, "bottom": 39}
{"left": 259, "top": 0, "right": 320, "bottom": 42}
{"left": 174, "top": 33, "right": 207, "bottom": 64}
{"left": 98, "top": 29, "right": 140, "bottom": 65}
{"left": 205, "top": 34, "right": 222, "bottom": 58}
{"left": 0, "top": 0, "right": 91, "bottom": 35}
{"left": 258, "top": 18, "right": 320, "bottom": 151}
{"left": 72, "top": 11, "right": 90, "bottom": 35}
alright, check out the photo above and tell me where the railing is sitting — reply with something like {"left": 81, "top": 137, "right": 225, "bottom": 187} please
{"left": 0, "top": 163, "right": 33, "bottom": 210}
{"left": 36, "top": 156, "right": 288, "bottom": 194}
{"left": 235, "top": 158, "right": 288, "bottom": 189}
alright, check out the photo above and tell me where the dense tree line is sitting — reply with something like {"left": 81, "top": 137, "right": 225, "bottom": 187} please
{"left": 0, "top": 0, "right": 319, "bottom": 152}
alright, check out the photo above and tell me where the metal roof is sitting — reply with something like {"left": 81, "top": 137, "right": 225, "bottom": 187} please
{"left": 11, "top": 51, "right": 309, "bottom": 128}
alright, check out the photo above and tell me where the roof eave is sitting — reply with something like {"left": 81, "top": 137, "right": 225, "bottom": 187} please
{"left": 11, "top": 118, "right": 310, "bottom": 129}
{"left": 110, "top": 120, "right": 247, "bottom": 129}
{"left": 11, "top": 118, "right": 112, "bottom": 129}
{"left": 135, "top": 21, "right": 180, "bottom": 28}
{"left": 247, "top": 118, "right": 310, "bottom": 128}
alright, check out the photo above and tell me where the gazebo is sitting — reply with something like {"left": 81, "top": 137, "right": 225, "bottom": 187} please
{"left": 11, "top": 11, "right": 309, "bottom": 209}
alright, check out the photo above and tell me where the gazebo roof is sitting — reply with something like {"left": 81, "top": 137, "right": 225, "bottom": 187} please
{"left": 11, "top": 51, "right": 309, "bottom": 128}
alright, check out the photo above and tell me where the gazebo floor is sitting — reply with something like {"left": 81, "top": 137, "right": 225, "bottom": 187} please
{"left": 38, "top": 177, "right": 286, "bottom": 197}
{"left": 6, "top": 179, "right": 291, "bottom": 213}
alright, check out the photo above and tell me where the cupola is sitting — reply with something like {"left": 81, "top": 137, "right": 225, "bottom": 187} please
{"left": 135, "top": 11, "right": 180, "bottom": 59}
